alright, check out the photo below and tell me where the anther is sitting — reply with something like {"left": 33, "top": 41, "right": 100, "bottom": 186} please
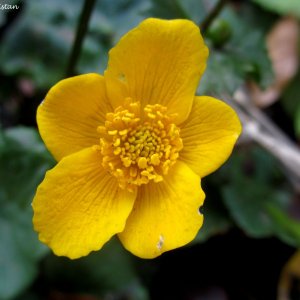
{"left": 98, "top": 100, "right": 182, "bottom": 191}
{"left": 138, "top": 157, "right": 148, "bottom": 169}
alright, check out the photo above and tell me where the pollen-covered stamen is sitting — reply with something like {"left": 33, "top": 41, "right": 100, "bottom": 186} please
{"left": 98, "top": 98, "right": 183, "bottom": 191}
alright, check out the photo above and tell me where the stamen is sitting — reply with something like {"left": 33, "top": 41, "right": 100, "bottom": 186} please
{"left": 98, "top": 99, "right": 183, "bottom": 190}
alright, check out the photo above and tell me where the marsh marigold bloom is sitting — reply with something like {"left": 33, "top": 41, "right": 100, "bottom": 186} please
{"left": 33, "top": 18, "right": 241, "bottom": 259}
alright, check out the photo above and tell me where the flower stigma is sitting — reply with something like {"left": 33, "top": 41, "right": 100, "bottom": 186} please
{"left": 97, "top": 98, "right": 183, "bottom": 191}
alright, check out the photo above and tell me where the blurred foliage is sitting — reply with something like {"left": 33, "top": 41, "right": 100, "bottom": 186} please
{"left": 42, "top": 238, "right": 149, "bottom": 300}
{"left": 220, "top": 147, "right": 300, "bottom": 246}
{"left": 198, "top": 4, "right": 274, "bottom": 95}
{"left": 0, "top": 0, "right": 149, "bottom": 88}
{"left": 1, "top": 0, "right": 300, "bottom": 299}
{"left": 150, "top": 0, "right": 208, "bottom": 22}
{"left": 282, "top": 71, "right": 300, "bottom": 138}
{"left": 251, "top": 0, "right": 300, "bottom": 18}
{"left": 0, "top": 127, "right": 54, "bottom": 299}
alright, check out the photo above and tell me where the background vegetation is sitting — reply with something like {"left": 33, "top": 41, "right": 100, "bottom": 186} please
{"left": 1, "top": 0, "right": 300, "bottom": 299}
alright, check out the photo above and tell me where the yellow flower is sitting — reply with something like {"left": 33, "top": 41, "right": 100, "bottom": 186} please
{"left": 32, "top": 18, "right": 241, "bottom": 259}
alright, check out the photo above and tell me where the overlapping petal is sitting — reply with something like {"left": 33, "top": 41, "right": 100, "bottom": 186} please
{"left": 179, "top": 96, "right": 242, "bottom": 178}
{"left": 104, "top": 18, "right": 208, "bottom": 124}
{"left": 37, "top": 74, "right": 112, "bottom": 161}
{"left": 118, "top": 161, "right": 205, "bottom": 259}
{"left": 32, "top": 147, "right": 136, "bottom": 259}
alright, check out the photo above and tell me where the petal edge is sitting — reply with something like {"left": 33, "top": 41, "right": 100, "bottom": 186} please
{"left": 119, "top": 161, "right": 205, "bottom": 259}
{"left": 180, "top": 96, "right": 242, "bottom": 178}
{"left": 33, "top": 147, "right": 136, "bottom": 259}
{"left": 105, "top": 18, "right": 209, "bottom": 124}
{"left": 38, "top": 73, "right": 112, "bottom": 161}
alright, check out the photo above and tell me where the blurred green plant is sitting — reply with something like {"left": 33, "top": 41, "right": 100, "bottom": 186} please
{"left": 220, "top": 147, "right": 300, "bottom": 245}
{"left": 0, "top": 0, "right": 149, "bottom": 88}
{"left": 195, "top": 146, "right": 300, "bottom": 248}
{"left": 198, "top": 4, "right": 274, "bottom": 95}
{"left": 0, "top": 127, "right": 54, "bottom": 299}
{"left": 43, "top": 238, "right": 149, "bottom": 299}
{"left": 251, "top": 0, "right": 300, "bottom": 18}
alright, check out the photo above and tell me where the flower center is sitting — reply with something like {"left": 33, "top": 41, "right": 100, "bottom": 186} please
{"left": 97, "top": 98, "right": 183, "bottom": 191}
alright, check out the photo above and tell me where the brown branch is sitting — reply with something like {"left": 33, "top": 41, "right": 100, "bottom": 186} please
{"left": 223, "top": 86, "right": 300, "bottom": 192}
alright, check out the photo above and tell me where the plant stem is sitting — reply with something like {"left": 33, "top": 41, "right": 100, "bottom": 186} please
{"left": 200, "top": 0, "right": 228, "bottom": 33}
{"left": 65, "top": 0, "right": 96, "bottom": 77}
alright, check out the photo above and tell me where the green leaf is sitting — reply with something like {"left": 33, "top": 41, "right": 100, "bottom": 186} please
{"left": 219, "top": 146, "right": 300, "bottom": 246}
{"left": 198, "top": 50, "right": 244, "bottom": 95}
{"left": 0, "top": 0, "right": 150, "bottom": 88}
{"left": 0, "top": 15, "right": 71, "bottom": 88}
{"left": 4, "top": 127, "right": 49, "bottom": 153}
{"left": 0, "top": 218, "right": 38, "bottom": 300}
{"left": 251, "top": 0, "right": 300, "bottom": 18}
{"left": 199, "top": 4, "right": 274, "bottom": 95}
{"left": 266, "top": 204, "right": 300, "bottom": 247}
{"left": 96, "top": 0, "right": 150, "bottom": 39}
{"left": 43, "top": 238, "right": 149, "bottom": 299}
{"left": 149, "top": 0, "right": 210, "bottom": 22}
{"left": 222, "top": 181, "right": 275, "bottom": 237}
{"left": 80, "top": 0, "right": 150, "bottom": 73}
{"left": 0, "top": 127, "right": 54, "bottom": 299}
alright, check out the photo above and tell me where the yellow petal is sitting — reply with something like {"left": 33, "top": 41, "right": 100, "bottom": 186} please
{"left": 105, "top": 18, "right": 208, "bottom": 124}
{"left": 118, "top": 161, "right": 205, "bottom": 258}
{"left": 37, "top": 74, "right": 112, "bottom": 161}
{"left": 32, "top": 147, "right": 136, "bottom": 259}
{"left": 179, "top": 96, "right": 242, "bottom": 178}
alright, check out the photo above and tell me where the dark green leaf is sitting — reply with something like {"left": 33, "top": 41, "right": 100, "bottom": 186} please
{"left": 0, "top": 218, "right": 38, "bottom": 300}
{"left": 198, "top": 50, "right": 244, "bottom": 95}
{"left": 0, "top": 0, "right": 150, "bottom": 88}
{"left": 222, "top": 181, "right": 275, "bottom": 237}
{"left": 199, "top": 5, "right": 274, "bottom": 95}
{"left": 0, "top": 127, "right": 54, "bottom": 299}
{"left": 43, "top": 238, "right": 149, "bottom": 299}
{"left": 266, "top": 204, "right": 300, "bottom": 247}
{"left": 149, "top": 0, "right": 210, "bottom": 22}
{"left": 220, "top": 146, "right": 298, "bottom": 245}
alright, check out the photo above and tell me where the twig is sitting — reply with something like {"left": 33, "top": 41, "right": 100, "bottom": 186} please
{"left": 200, "top": 0, "right": 228, "bottom": 33}
{"left": 223, "top": 86, "right": 300, "bottom": 192}
{"left": 234, "top": 88, "right": 292, "bottom": 145}
{"left": 65, "top": 0, "right": 96, "bottom": 77}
